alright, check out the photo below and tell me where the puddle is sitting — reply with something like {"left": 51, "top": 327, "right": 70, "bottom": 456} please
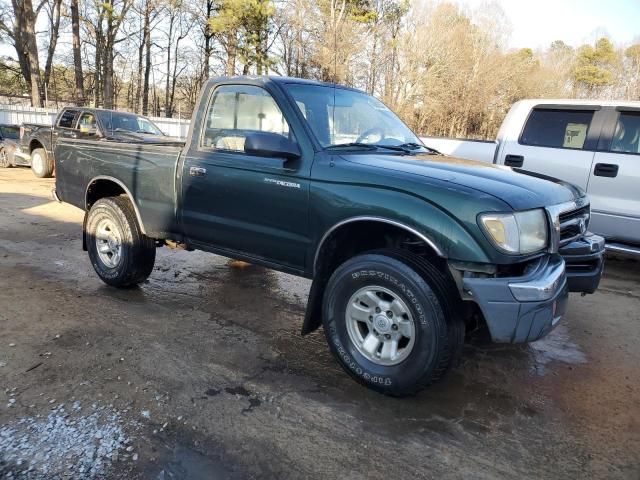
{"left": 528, "top": 325, "right": 587, "bottom": 374}
{"left": 156, "top": 445, "right": 239, "bottom": 480}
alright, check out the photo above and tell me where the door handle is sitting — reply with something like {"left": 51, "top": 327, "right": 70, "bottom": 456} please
{"left": 189, "top": 166, "right": 207, "bottom": 177}
{"left": 593, "top": 163, "right": 618, "bottom": 178}
{"left": 504, "top": 154, "right": 524, "bottom": 168}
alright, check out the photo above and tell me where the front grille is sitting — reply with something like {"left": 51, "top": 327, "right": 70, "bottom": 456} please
{"left": 559, "top": 205, "right": 590, "bottom": 245}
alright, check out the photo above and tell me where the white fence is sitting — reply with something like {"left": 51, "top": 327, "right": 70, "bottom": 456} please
{"left": 0, "top": 104, "right": 191, "bottom": 139}
{"left": 1, "top": 105, "right": 498, "bottom": 159}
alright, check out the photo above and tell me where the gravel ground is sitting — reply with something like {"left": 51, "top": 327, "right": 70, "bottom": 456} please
{"left": 0, "top": 168, "right": 639, "bottom": 479}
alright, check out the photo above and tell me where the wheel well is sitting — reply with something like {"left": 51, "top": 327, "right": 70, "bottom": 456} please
{"left": 29, "top": 140, "right": 44, "bottom": 153}
{"left": 301, "top": 220, "right": 446, "bottom": 335}
{"left": 85, "top": 179, "right": 126, "bottom": 210}
{"left": 314, "top": 220, "right": 444, "bottom": 279}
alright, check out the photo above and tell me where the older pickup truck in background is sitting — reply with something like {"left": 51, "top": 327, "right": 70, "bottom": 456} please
{"left": 53, "top": 77, "right": 604, "bottom": 396}
{"left": 423, "top": 99, "right": 640, "bottom": 256}
{"left": 19, "top": 107, "right": 173, "bottom": 178}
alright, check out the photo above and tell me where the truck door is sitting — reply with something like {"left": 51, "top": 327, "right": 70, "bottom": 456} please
{"left": 499, "top": 106, "right": 605, "bottom": 190}
{"left": 180, "top": 84, "right": 311, "bottom": 271}
{"left": 587, "top": 108, "right": 640, "bottom": 245}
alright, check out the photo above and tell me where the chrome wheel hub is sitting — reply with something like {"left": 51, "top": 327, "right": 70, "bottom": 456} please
{"left": 345, "top": 285, "right": 416, "bottom": 366}
{"left": 95, "top": 219, "right": 122, "bottom": 268}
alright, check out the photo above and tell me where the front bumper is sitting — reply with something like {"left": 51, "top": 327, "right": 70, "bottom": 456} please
{"left": 463, "top": 255, "right": 568, "bottom": 343}
{"left": 559, "top": 233, "right": 605, "bottom": 294}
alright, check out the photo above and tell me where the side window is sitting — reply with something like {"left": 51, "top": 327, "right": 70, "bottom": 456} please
{"left": 58, "top": 110, "right": 79, "bottom": 129}
{"left": 78, "top": 112, "right": 97, "bottom": 130}
{"left": 202, "top": 85, "right": 290, "bottom": 152}
{"left": 520, "top": 109, "right": 595, "bottom": 150}
{"left": 610, "top": 111, "right": 640, "bottom": 155}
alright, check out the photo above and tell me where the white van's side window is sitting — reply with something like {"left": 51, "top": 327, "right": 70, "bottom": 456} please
{"left": 610, "top": 112, "right": 640, "bottom": 155}
{"left": 520, "top": 109, "right": 594, "bottom": 150}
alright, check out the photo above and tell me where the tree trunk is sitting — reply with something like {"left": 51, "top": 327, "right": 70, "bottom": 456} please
{"left": 15, "top": 0, "right": 42, "bottom": 106}
{"left": 70, "top": 0, "right": 85, "bottom": 105}
{"left": 137, "top": 0, "right": 151, "bottom": 114}
{"left": 141, "top": 20, "right": 151, "bottom": 115}
{"left": 43, "top": 0, "right": 62, "bottom": 95}
{"left": 165, "top": 14, "right": 174, "bottom": 117}
{"left": 203, "top": 0, "right": 214, "bottom": 81}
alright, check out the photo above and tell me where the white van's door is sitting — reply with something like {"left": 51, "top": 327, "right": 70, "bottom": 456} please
{"left": 498, "top": 106, "right": 603, "bottom": 190}
{"left": 587, "top": 109, "right": 640, "bottom": 244}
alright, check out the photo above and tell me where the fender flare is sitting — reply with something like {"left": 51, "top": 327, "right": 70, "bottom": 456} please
{"left": 84, "top": 176, "right": 147, "bottom": 235}
{"left": 312, "top": 216, "right": 445, "bottom": 275}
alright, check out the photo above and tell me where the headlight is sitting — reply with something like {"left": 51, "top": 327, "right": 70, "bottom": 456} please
{"left": 479, "top": 209, "right": 548, "bottom": 254}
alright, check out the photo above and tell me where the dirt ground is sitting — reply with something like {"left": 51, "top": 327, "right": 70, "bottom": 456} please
{"left": 0, "top": 167, "right": 638, "bottom": 479}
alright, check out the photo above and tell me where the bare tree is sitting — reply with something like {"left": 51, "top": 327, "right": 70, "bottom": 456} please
{"left": 70, "top": 0, "right": 85, "bottom": 104}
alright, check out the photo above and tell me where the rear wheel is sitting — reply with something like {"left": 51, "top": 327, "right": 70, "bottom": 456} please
{"left": 0, "top": 148, "right": 11, "bottom": 168}
{"left": 322, "top": 251, "right": 463, "bottom": 396}
{"left": 86, "top": 196, "right": 156, "bottom": 287}
{"left": 30, "top": 148, "right": 54, "bottom": 178}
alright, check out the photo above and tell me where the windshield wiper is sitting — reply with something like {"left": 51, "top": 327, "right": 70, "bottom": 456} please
{"left": 326, "top": 142, "right": 378, "bottom": 150}
{"left": 401, "top": 142, "right": 442, "bottom": 155}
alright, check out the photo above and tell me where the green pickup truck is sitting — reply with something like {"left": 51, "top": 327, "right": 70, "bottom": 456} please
{"left": 53, "top": 76, "right": 605, "bottom": 396}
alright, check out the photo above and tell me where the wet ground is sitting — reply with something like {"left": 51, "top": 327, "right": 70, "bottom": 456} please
{"left": 0, "top": 168, "right": 638, "bottom": 479}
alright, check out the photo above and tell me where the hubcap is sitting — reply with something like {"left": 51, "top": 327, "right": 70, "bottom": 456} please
{"left": 345, "top": 286, "right": 416, "bottom": 366}
{"left": 95, "top": 218, "right": 122, "bottom": 268}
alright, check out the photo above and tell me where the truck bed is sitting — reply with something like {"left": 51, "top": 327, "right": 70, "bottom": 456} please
{"left": 55, "top": 138, "right": 185, "bottom": 238}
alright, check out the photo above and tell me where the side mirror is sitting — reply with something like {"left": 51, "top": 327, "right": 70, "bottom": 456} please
{"left": 244, "top": 132, "right": 301, "bottom": 160}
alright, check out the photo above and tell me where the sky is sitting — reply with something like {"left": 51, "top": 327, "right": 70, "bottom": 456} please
{"left": 1, "top": 0, "right": 639, "bottom": 62}
{"left": 454, "top": 0, "right": 640, "bottom": 49}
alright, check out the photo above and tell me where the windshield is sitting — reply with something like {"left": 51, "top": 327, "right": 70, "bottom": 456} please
{"left": 287, "top": 84, "right": 422, "bottom": 149}
{"left": 0, "top": 125, "right": 19, "bottom": 140}
{"left": 96, "top": 111, "right": 164, "bottom": 136}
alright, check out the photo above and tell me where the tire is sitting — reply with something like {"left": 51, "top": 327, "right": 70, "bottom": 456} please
{"left": 322, "top": 251, "right": 464, "bottom": 396}
{"left": 30, "top": 148, "right": 54, "bottom": 178}
{"left": 86, "top": 196, "right": 156, "bottom": 287}
{"left": 0, "top": 148, "right": 11, "bottom": 168}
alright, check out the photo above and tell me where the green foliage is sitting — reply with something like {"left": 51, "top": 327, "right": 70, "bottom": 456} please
{"left": 0, "top": 59, "right": 27, "bottom": 96}
{"left": 572, "top": 37, "right": 620, "bottom": 88}
{"left": 209, "top": 0, "right": 275, "bottom": 72}
{"left": 626, "top": 44, "right": 640, "bottom": 65}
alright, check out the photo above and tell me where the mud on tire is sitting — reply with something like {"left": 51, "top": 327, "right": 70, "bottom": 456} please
{"left": 322, "top": 251, "right": 463, "bottom": 396}
{"left": 86, "top": 196, "right": 156, "bottom": 287}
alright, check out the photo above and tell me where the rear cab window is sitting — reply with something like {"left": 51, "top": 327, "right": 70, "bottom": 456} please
{"left": 520, "top": 108, "right": 595, "bottom": 150}
{"left": 0, "top": 126, "right": 19, "bottom": 140}
{"left": 58, "top": 109, "right": 80, "bottom": 129}
{"left": 610, "top": 111, "right": 640, "bottom": 155}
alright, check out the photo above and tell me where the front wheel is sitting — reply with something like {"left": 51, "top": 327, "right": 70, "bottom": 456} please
{"left": 86, "top": 196, "right": 156, "bottom": 287}
{"left": 30, "top": 148, "right": 54, "bottom": 178}
{"left": 322, "top": 252, "right": 463, "bottom": 396}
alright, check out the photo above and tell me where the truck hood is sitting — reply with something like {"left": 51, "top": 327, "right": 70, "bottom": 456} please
{"left": 344, "top": 153, "right": 585, "bottom": 210}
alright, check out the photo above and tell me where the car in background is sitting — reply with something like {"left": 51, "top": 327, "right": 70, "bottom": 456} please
{"left": 422, "top": 100, "right": 640, "bottom": 256}
{"left": 18, "top": 107, "right": 175, "bottom": 178}
{"left": 0, "top": 124, "right": 25, "bottom": 168}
